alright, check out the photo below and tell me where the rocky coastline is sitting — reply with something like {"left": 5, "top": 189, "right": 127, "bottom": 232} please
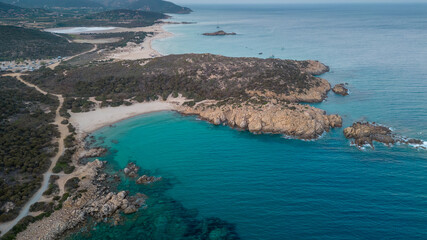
{"left": 174, "top": 58, "right": 342, "bottom": 139}
{"left": 16, "top": 160, "right": 146, "bottom": 240}
{"left": 3, "top": 52, "right": 424, "bottom": 239}
{"left": 178, "top": 101, "right": 342, "bottom": 140}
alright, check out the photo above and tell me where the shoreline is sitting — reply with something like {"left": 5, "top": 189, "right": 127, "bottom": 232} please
{"left": 46, "top": 22, "right": 173, "bottom": 60}
{"left": 105, "top": 23, "right": 173, "bottom": 60}
{"left": 69, "top": 99, "right": 184, "bottom": 136}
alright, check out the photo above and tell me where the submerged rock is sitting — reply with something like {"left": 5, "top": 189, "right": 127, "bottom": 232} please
{"left": 136, "top": 175, "right": 162, "bottom": 185}
{"left": 344, "top": 122, "right": 424, "bottom": 149}
{"left": 123, "top": 162, "right": 139, "bottom": 178}
{"left": 332, "top": 83, "right": 349, "bottom": 96}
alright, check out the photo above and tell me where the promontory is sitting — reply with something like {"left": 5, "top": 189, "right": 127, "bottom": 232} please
{"left": 24, "top": 53, "right": 342, "bottom": 139}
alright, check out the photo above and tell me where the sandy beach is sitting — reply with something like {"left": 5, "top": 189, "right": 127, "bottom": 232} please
{"left": 69, "top": 102, "right": 173, "bottom": 134}
{"left": 46, "top": 23, "right": 173, "bottom": 60}
{"left": 106, "top": 23, "right": 173, "bottom": 60}
{"left": 69, "top": 96, "right": 187, "bottom": 135}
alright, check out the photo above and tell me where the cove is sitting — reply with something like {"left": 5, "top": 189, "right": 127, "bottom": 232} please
{"left": 69, "top": 111, "right": 427, "bottom": 239}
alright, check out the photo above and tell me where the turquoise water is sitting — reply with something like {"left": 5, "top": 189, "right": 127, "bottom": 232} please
{"left": 71, "top": 4, "right": 427, "bottom": 239}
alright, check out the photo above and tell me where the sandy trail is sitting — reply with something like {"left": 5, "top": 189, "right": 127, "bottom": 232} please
{"left": 48, "top": 44, "right": 98, "bottom": 70}
{"left": 0, "top": 73, "right": 69, "bottom": 236}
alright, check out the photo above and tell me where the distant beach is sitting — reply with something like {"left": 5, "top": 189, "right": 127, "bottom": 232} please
{"left": 46, "top": 23, "right": 173, "bottom": 60}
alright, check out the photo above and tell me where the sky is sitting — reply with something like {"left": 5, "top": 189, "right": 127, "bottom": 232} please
{"left": 173, "top": 0, "right": 427, "bottom": 4}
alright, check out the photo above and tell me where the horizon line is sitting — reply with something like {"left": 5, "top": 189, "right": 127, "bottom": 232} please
{"left": 179, "top": 2, "right": 427, "bottom": 5}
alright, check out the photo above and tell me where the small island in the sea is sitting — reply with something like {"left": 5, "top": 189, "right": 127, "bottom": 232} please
{"left": 203, "top": 30, "right": 237, "bottom": 36}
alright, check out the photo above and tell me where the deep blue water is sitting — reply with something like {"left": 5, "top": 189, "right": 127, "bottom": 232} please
{"left": 71, "top": 4, "right": 427, "bottom": 239}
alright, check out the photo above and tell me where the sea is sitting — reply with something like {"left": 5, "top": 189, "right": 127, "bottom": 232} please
{"left": 68, "top": 4, "right": 427, "bottom": 239}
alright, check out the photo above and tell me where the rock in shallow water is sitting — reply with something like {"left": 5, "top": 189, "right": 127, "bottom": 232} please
{"left": 344, "top": 122, "right": 424, "bottom": 149}
{"left": 332, "top": 83, "right": 349, "bottom": 96}
{"left": 136, "top": 175, "right": 162, "bottom": 185}
{"left": 123, "top": 162, "right": 139, "bottom": 178}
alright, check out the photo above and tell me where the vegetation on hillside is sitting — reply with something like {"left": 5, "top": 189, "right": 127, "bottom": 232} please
{"left": 0, "top": 0, "right": 102, "bottom": 8}
{"left": 0, "top": 25, "right": 93, "bottom": 61}
{"left": 0, "top": 2, "right": 50, "bottom": 18}
{"left": 24, "top": 54, "right": 322, "bottom": 105}
{"left": 0, "top": 76, "right": 59, "bottom": 223}
{"left": 0, "top": 0, "right": 191, "bottom": 13}
{"left": 57, "top": 9, "right": 167, "bottom": 27}
{"left": 91, "top": 0, "right": 192, "bottom": 13}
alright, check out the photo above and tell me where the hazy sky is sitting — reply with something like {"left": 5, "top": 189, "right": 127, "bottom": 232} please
{"left": 173, "top": 0, "right": 426, "bottom": 4}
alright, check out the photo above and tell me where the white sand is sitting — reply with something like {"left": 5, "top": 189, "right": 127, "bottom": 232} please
{"left": 47, "top": 23, "right": 172, "bottom": 60}
{"left": 69, "top": 95, "right": 188, "bottom": 134}
{"left": 69, "top": 101, "right": 173, "bottom": 134}
{"left": 106, "top": 23, "right": 172, "bottom": 60}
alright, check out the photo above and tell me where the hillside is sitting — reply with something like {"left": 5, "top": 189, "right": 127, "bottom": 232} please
{"left": 0, "top": 2, "right": 49, "bottom": 17}
{"left": 1, "top": 0, "right": 191, "bottom": 13}
{"left": 24, "top": 54, "right": 329, "bottom": 102}
{"left": 92, "top": 0, "right": 192, "bottom": 13}
{"left": 23, "top": 54, "right": 341, "bottom": 139}
{"left": 0, "top": 25, "right": 92, "bottom": 61}
{"left": 0, "top": 0, "right": 102, "bottom": 8}
{"left": 57, "top": 9, "right": 167, "bottom": 28}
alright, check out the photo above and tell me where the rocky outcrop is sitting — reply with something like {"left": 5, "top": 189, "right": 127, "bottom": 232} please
{"left": 79, "top": 147, "right": 107, "bottom": 158}
{"left": 203, "top": 30, "right": 236, "bottom": 36}
{"left": 123, "top": 162, "right": 162, "bottom": 185}
{"left": 344, "top": 122, "right": 424, "bottom": 149}
{"left": 332, "top": 83, "right": 349, "bottom": 96}
{"left": 178, "top": 101, "right": 342, "bottom": 140}
{"left": 295, "top": 60, "right": 330, "bottom": 76}
{"left": 123, "top": 162, "right": 139, "bottom": 178}
{"left": 17, "top": 160, "right": 147, "bottom": 240}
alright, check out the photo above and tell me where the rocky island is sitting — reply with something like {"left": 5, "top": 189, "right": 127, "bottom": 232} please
{"left": 332, "top": 83, "right": 349, "bottom": 96}
{"left": 344, "top": 122, "right": 424, "bottom": 149}
{"left": 203, "top": 30, "right": 237, "bottom": 36}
